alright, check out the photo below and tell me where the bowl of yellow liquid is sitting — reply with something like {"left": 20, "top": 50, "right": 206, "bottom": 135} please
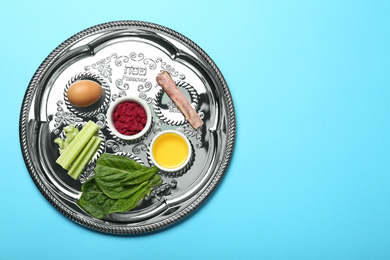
{"left": 150, "top": 130, "right": 192, "bottom": 172}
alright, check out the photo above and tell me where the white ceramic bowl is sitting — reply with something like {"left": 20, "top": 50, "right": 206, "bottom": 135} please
{"left": 149, "top": 130, "right": 192, "bottom": 172}
{"left": 106, "top": 96, "right": 152, "bottom": 142}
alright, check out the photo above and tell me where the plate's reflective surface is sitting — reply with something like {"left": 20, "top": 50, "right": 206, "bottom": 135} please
{"left": 20, "top": 21, "right": 235, "bottom": 234}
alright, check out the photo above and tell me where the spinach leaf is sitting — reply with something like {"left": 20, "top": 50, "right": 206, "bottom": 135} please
{"left": 107, "top": 187, "right": 151, "bottom": 215}
{"left": 95, "top": 153, "right": 159, "bottom": 199}
{"left": 106, "top": 176, "right": 162, "bottom": 215}
{"left": 76, "top": 177, "right": 116, "bottom": 219}
{"left": 77, "top": 153, "right": 163, "bottom": 219}
{"left": 96, "top": 153, "right": 146, "bottom": 171}
{"left": 148, "top": 174, "right": 163, "bottom": 187}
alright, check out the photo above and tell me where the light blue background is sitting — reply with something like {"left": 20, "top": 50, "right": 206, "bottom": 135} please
{"left": 1, "top": 0, "right": 389, "bottom": 259}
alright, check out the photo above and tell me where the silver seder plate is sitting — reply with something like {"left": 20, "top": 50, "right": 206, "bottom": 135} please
{"left": 19, "top": 21, "right": 235, "bottom": 234}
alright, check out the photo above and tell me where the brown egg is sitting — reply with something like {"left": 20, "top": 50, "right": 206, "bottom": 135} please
{"left": 67, "top": 80, "right": 102, "bottom": 107}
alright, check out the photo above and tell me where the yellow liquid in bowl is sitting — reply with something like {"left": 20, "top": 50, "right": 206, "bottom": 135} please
{"left": 152, "top": 133, "right": 189, "bottom": 169}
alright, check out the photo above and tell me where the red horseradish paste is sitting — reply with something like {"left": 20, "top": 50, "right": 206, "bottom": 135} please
{"left": 113, "top": 101, "right": 147, "bottom": 135}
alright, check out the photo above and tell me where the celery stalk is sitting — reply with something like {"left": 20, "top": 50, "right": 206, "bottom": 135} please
{"left": 54, "top": 138, "right": 64, "bottom": 149}
{"left": 64, "top": 125, "right": 79, "bottom": 144}
{"left": 56, "top": 121, "right": 99, "bottom": 170}
{"left": 68, "top": 136, "right": 101, "bottom": 180}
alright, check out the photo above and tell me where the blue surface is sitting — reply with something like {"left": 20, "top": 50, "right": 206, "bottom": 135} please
{"left": 1, "top": 0, "right": 390, "bottom": 259}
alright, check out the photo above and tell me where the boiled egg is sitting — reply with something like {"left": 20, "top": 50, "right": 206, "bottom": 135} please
{"left": 67, "top": 80, "right": 102, "bottom": 107}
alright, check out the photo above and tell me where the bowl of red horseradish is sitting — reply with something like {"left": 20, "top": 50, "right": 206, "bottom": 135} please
{"left": 106, "top": 96, "right": 152, "bottom": 142}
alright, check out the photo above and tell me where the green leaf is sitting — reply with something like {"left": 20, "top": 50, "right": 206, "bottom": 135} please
{"left": 76, "top": 178, "right": 116, "bottom": 219}
{"left": 106, "top": 187, "right": 151, "bottom": 215}
{"left": 77, "top": 153, "right": 163, "bottom": 219}
{"left": 96, "top": 153, "right": 147, "bottom": 172}
{"left": 95, "top": 154, "right": 159, "bottom": 199}
{"left": 77, "top": 177, "right": 157, "bottom": 219}
{"left": 148, "top": 174, "right": 163, "bottom": 187}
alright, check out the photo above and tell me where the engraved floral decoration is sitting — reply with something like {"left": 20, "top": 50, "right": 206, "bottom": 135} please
{"left": 53, "top": 100, "right": 83, "bottom": 135}
{"left": 79, "top": 163, "right": 96, "bottom": 184}
{"left": 138, "top": 81, "right": 154, "bottom": 103}
{"left": 167, "top": 100, "right": 180, "bottom": 113}
{"left": 144, "top": 58, "right": 157, "bottom": 70}
{"left": 85, "top": 54, "right": 118, "bottom": 83}
{"left": 106, "top": 140, "right": 121, "bottom": 153}
{"left": 86, "top": 52, "right": 187, "bottom": 108}
{"left": 145, "top": 180, "right": 177, "bottom": 201}
{"left": 130, "top": 52, "right": 144, "bottom": 61}
{"left": 115, "top": 77, "right": 130, "bottom": 91}
{"left": 114, "top": 55, "right": 129, "bottom": 66}
{"left": 177, "top": 112, "right": 204, "bottom": 148}
{"left": 112, "top": 90, "right": 127, "bottom": 101}
{"left": 95, "top": 113, "right": 107, "bottom": 129}
{"left": 138, "top": 81, "right": 153, "bottom": 92}
{"left": 152, "top": 119, "right": 163, "bottom": 134}
{"left": 155, "top": 57, "right": 185, "bottom": 80}
{"left": 132, "top": 143, "right": 148, "bottom": 155}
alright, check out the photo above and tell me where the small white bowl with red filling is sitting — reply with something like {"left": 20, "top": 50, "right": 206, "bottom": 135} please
{"left": 106, "top": 96, "right": 152, "bottom": 142}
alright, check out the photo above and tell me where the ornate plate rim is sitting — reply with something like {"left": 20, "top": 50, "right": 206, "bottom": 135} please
{"left": 19, "top": 20, "right": 236, "bottom": 234}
